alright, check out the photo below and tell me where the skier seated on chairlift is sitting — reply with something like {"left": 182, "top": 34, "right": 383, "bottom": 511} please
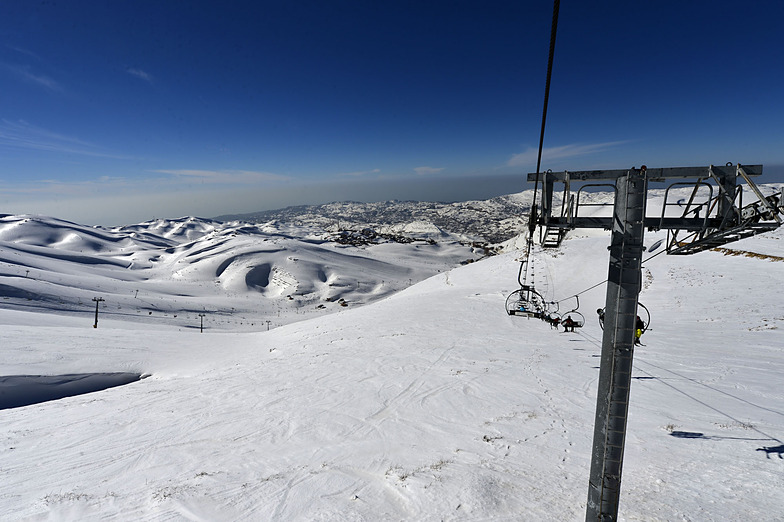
{"left": 550, "top": 315, "right": 560, "bottom": 330}
{"left": 634, "top": 315, "right": 645, "bottom": 345}
{"left": 563, "top": 315, "right": 576, "bottom": 333}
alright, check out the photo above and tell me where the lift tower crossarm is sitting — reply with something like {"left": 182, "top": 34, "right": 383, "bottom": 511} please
{"left": 527, "top": 164, "right": 780, "bottom": 253}
{"left": 526, "top": 164, "right": 762, "bottom": 182}
{"left": 527, "top": 165, "right": 763, "bottom": 235}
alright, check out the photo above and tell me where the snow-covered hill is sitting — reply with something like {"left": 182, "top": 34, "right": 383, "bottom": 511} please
{"left": 0, "top": 214, "right": 483, "bottom": 331}
{"left": 214, "top": 192, "right": 535, "bottom": 245}
{"left": 1, "top": 190, "right": 783, "bottom": 520}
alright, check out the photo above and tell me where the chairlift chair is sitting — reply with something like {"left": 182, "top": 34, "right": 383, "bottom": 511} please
{"left": 597, "top": 302, "right": 650, "bottom": 334}
{"left": 544, "top": 300, "right": 562, "bottom": 326}
{"left": 506, "top": 285, "right": 547, "bottom": 318}
{"left": 562, "top": 295, "right": 586, "bottom": 329}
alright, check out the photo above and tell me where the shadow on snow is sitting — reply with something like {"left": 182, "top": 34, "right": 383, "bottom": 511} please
{"left": 0, "top": 373, "right": 145, "bottom": 410}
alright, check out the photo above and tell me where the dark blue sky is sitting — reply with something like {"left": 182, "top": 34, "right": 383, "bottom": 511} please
{"left": 2, "top": 1, "right": 783, "bottom": 224}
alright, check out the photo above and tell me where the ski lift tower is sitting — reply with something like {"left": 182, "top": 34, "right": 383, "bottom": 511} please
{"left": 527, "top": 163, "right": 783, "bottom": 522}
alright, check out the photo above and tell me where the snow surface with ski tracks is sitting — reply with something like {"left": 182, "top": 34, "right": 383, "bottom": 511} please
{"left": 1, "top": 202, "right": 783, "bottom": 520}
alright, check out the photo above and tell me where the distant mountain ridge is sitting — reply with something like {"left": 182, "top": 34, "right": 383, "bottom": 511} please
{"left": 214, "top": 192, "right": 535, "bottom": 244}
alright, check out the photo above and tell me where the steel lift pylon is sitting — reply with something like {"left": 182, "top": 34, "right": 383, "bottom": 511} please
{"left": 527, "top": 163, "right": 784, "bottom": 522}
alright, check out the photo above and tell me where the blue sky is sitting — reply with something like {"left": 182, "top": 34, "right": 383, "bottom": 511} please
{"left": 1, "top": 1, "right": 783, "bottom": 225}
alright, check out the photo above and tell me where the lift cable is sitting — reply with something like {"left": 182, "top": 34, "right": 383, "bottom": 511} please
{"left": 535, "top": 0, "right": 561, "bottom": 181}
{"left": 547, "top": 245, "right": 669, "bottom": 305}
{"left": 519, "top": 0, "right": 561, "bottom": 290}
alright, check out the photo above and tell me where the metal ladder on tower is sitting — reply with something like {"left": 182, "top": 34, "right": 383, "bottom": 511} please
{"left": 541, "top": 226, "right": 567, "bottom": 248}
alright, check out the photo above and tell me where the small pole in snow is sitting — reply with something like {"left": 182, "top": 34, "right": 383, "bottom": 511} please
{"left": 92, "top": 297, "right": 104, "bottom": 328}
{"left": 198, "top": 313, "right": 206, "bottom": 333}
{"left": 266, "top": 320, "right": 271, "bottom": 331}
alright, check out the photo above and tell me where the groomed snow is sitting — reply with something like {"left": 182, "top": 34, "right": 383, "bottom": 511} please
{"left": 1, "top": 205, "right": 783, "bottom": 520}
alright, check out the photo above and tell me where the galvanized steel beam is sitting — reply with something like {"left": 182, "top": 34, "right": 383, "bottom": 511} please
{"left": 526, "top": 164, "right": 762, "bottom": 182}
{"left": 586, "top": 169, "right": 647, "bottom": 522}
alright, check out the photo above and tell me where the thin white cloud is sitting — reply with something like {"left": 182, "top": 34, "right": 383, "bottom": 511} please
{"left": 0, "top": 119, "right": 130, "bottom": 159}
{"left": 7, "top": 45, "right": 42, "bottom": 61}
{"left": 1, "top": 169, "right": 289, "bottom": 203}
{"left": 127, "top": 68, "right": 154, "bottom": 84}
{"left": 507, "top": 141, "right": 630, "bottom": 167}
{"left": 413, "top": 166, "right": 444, "bottom": 176}
{"left": 152, "top": 169, "right": 290, "bottom": 184}
{"left": 338, "top": 168, "right": 381, "bottom": 178}
{"left": 98, "top": 175, "right": 127, "bottom": 183}
{"left": 0, "top": 176, "right": 137, "bottom": 200}
{"left": 3, "top": 63, "right": 61, "bottom": 92}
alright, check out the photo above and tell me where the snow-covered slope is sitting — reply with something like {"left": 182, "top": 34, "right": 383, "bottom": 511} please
{"left": 0, "top": 214, "right": 482, "bottom": 331}
{"left": 1, "top": 193, "right": 783, "bottom": 520}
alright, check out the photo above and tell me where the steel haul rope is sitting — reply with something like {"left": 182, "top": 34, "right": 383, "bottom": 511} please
{"left": 519, "top": 0, "right": 561, "bottom": 290}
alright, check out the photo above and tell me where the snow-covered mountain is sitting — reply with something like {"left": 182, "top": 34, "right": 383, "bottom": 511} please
{"left": 0, "top": 213, "right": 489, "bottom": 331}
{"left": 1, "top": 189, "right": 783, "bottom": 520}
{"left": 214, "top": 192, "right": 535, "bottom": 245}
